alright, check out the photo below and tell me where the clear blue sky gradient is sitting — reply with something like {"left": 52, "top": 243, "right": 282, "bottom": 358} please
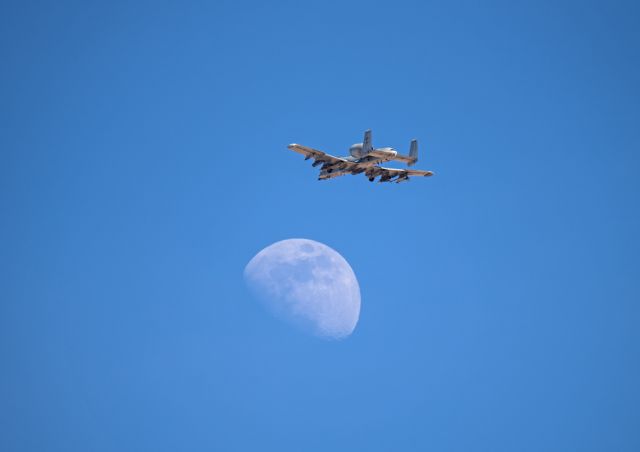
{"left": 2, "top": 1, "right": 639, "bottom": 451}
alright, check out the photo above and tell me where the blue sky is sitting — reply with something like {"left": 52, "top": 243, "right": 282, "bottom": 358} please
{"left": 2, "top": 1, "right": 639, "bottom": 451}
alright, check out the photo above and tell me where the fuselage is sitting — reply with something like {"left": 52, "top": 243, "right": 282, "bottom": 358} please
{"left": 318, "top": 143, "right": 398, "bottom": 180}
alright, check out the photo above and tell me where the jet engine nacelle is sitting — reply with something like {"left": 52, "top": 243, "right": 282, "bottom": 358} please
{"left": 349, "top": 143, "right": 364, "bottom": 158}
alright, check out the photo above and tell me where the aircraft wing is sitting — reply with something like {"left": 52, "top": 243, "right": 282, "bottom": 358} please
{"left": 365, "top": 166, "right": 434, "bottom": 182}
{"left": 288, "top": 143, "right": 348, "bottom": 164}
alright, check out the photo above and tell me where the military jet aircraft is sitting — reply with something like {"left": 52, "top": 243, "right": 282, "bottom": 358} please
{"left": 288, "top": 130, "right": 434, "bottom": 183}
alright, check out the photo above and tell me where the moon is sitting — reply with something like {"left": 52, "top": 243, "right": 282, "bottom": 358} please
{"left": 243, "top": 239, "right": 361, "bottom": 340}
